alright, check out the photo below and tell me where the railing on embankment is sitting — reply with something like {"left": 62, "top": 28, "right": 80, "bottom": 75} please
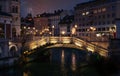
{"left": 27, "top": 36, "right": 108, "bottom": 57}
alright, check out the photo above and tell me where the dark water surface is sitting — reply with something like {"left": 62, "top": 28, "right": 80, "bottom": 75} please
{"left": 0, "top": 48, "right": 120, "bottom": 76}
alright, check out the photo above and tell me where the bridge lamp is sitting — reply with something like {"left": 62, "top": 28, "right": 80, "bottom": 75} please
{"left": 36, "top": 30, "right": 38, "bottom": 32}
{"left": 52, "top": 25, "right": 55, "bottom": 36}
{"left": 89, "top": 26, "right": 96, "bottom": 41}
{"left": 49, "top": 32, "right": 52, "bottom": 35}
{"left": 23, "top": 26, "right": 26, "bottom": 29}
{"left": 33, "top": 27, "right": 35, "bottom": 30}
{"left": 52, "top": 25, "right": 55, "bottom": 29}
{"left": 71, "top": 27, "right": 76, "bottom": 35}
{"left": 28, "top": 27, "right": 30, "bottom": 30}
{"left": 61, "top": 31, "right": 65, "bottom": 36}
{"left": 74, "top": 24, "right": 77, "bottom": 28}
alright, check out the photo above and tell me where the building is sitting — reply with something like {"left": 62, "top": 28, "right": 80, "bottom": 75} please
{"left": 48, "top": 10, "right": 74, "bottom": 36}
{"left": 0, "top": 0, "right": 20, "bottom": 58}
{"left": 48, "top": 10, "right": 63, "bottom": 36}
{"left": 74, "top": 0, "right": 120, "bottom": 41}
{"left": 0, "top": 0, "right": 21, "bottom": 37}
{"left": 34, "top": 10, "right": 74, "bottom": 36}
{"left": 0, "top": 12, "right": 12, "bottom": 39}
{"left": 59, "top": 15, "right": 74, "bottom": 36}
{"left": 34, "top": 13, "right": 49, "bottom": 36}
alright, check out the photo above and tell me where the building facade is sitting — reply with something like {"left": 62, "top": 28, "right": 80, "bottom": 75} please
{"left": 48, "top": 10, "right": 74, "bottom": 36}
{"left": 0, "top": 12, "right": 12, "bottom": 39}
{"left": 34, "top": 13, "right": 49, "bottom": 36}
{"left": 59, "top": 15, "right": 74, "bottom": 36}
{"left": 74, "top": 0, "right": 120, "bottom": 41}
{"left": 0, "top": 0, "right": 20, "bottom": 58}
{"left": 0, "top": 0, "right": 21, "bottom": 37}
{"left": 34, "top": 10, "right": 74, "bottom": 36}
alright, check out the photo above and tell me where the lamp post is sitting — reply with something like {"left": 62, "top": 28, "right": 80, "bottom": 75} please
{"left": 52, "top": 25, "right": 54, "bottom": 36}
{"left": 60, "top": 31, "right": 65, "bottom": 43}
{"left": 110, "top": 27, "right": 116, "bottom": 39}
{"left": 74, "top": 25, "right": 77, "bottom": 37}
{"left": 71, "top": 24, "right": 77, "bottom": 37}
{"left": 89, "top": 26, "right": 96, "bottom": 41}
{"left": 61, "top": 31, "right": 65, "bottom": 36}
{"left": 75, "top": 24, "right": 77, "bottom": 28}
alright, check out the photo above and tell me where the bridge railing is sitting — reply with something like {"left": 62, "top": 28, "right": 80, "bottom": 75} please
{"left": 73, "top": 37, "right": 108, "bottom": 57}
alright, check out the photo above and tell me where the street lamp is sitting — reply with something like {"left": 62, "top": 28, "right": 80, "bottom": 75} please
{"left": 52, "top": 25, "right": 55, "bottom": 36}
{"left": 71, "top": 27, "right": 76, "bottom": 36}
{"left": 71, "top": 24, "right": 77, "bottom": 37}
{"left": 75, "top": 24, "right": 77, "bottom": 28}
{"left": 74, "top": 25, "right": 77, "bottom": 37}
{"left": 89, "top": 26, "right": 96, "bottom": 41}
{"left": 61, "top": 31, "right": 65, "bottom": 36}
{"left": 110, "top": 27, "right": 116, "bottom": 39}
{"left": 59, "top": 31, "right": 65, "bottom": 43}
{"left": 23, "top": 26, "right": 26, "bottom": 29}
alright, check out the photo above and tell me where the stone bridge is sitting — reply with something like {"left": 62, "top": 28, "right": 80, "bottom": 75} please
{"left": 27, "top": 37, "right": 108, "bottom": 57}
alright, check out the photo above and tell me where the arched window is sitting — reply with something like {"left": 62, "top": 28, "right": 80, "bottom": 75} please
{"left": 15, "top": 6, "right": 18, "bottom": 13}
{"left": 12, "top": 28, "right": 16, "bottom": 37}
{"left": 11, "top": 6, "right": 18, "bottom": 13}
{"left": 12, "top": 6, "right": 15, "bottom": 13}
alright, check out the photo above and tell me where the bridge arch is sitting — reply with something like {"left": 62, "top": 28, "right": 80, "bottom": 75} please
{"left": 9, "top": 42, "right": 18, "bottom": 56}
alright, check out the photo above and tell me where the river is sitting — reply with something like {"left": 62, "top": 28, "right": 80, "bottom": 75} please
{"left": 0, "top": 48, "right": 119, "bottom": 76}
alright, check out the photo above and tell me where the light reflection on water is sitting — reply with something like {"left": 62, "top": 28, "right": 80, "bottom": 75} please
{"left": 71, "top": 53, "right": 76, "bottom": 71}
{"left": 0, "top": 48, "right": 88, "bottom": 76}
{"left": 0, "top": 48, "right": 120, "bottom": 76}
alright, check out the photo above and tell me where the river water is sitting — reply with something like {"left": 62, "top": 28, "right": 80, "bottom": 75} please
{"left": 0, "top": 48, "right": 120, "bottom": 76}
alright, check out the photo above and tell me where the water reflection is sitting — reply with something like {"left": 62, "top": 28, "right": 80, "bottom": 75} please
{"left": 71, "top": 53, "right": 76, "bottom": 71}
{"left": 61, "top": 50, "right": 65, "bottom": 64}
{"left": 1, "top": 48, "right": 119, "bottom": 76}
{"left": 61, "top": 50, "right": 67, "bottom": 75}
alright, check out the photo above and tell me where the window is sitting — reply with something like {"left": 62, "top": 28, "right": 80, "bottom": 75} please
{"left": 12, "top": 6, "right": 18, "bottom": 13}
{"left": 94, "top": 10, "right": 97, "bottom": 13}
{"left": 107, "top": 21, "right": 110, "bottom": 24}
{"left": 98, "top": 9, "right": 101, "bottom": 13}
{"left": 102, "top": 15, "right": 105, "bottom": 19}
{"left": 15, "top": 6, "right": 18, "bottom": 13}
{"left": 79, "top": 29, "right": 82, "bottom": 32}
{"left": 98, "top": 28, "right": 101, "bottom": 31}
{"left": 12, "top": 6, "right": 15, "bottom": 13}
{"left": 112, "top": 21, "right": 115, "bottom": 24}
{"left": 67, "top": 26, "right": 70, "bottom": 32}
{"left": 106, "top": 27, "right": 109, "bottom": 31}
{"left": 102, "top": 8, "right": 106, "bottom": 12}
{"left": 102, "top": 28, "right": 105, "bottom": 31}
{"left": 98, "top": 15, "right": 101, "bottom": 19}
{"left": 99, "top": 22, "right": 101, "bottom": 25}
{"left": 107, "top": 14, "right": 110, "bottom": 18}
{"left": 112, "top": 5, "right": 116, "bottom": 11}
{"left": 112, "top": 13, "right": 115, "bottom": 18}
{"left": 102, "top": 21, "right": 105, "bottom": 25}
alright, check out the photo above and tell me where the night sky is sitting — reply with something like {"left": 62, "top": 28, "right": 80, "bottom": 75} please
{"left": 21, "top": 0, "right": 89, "bottom": 17}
